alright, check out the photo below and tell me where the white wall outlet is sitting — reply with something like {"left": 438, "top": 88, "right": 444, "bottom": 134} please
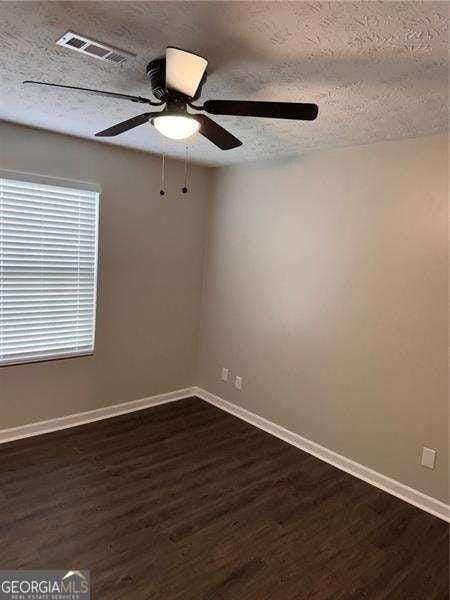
{"left": 221, "top": 367, "right": 229, "bottom": 382}
{"left": 235, "top": 376, "right": 243, "bottom": 390}
{"left": 421, "top": 447, "right": 436, "bottom": 470}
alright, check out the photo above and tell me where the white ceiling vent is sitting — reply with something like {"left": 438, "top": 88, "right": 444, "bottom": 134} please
{"left": 56, "top": 31, "right": 135, "bottom": 64}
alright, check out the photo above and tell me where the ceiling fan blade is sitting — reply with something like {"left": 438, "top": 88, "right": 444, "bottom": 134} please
{"left": 95, "top": 112, "right": 156, "bottom": 137}
{"left": 165, "top": 47, "right": 208, "bottom": 98}
{"left": 23, "top": 81, "right": 161, "bottom": 105}
{"left": 203, "top": 100, "right": 319, "bottom": 121}
{"left": 196, "top": 115, "right": 242, "bottom": 150}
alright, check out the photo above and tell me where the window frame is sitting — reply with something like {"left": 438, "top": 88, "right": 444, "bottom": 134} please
{"left": 0, "top": 169, "right": 100, "bottom": 367}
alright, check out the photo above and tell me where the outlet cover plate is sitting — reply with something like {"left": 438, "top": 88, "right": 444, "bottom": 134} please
{"left": 421, "top": 447, "right": 436, "bottom": 470}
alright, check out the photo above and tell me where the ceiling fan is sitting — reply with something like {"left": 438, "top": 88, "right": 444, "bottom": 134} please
{"left": 24, "top": 47, "right": 319, "bottom": 150}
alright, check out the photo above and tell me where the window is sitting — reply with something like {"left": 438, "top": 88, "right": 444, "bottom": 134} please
{"left": 0, "top": 172, "right": 99, "bottom": 366}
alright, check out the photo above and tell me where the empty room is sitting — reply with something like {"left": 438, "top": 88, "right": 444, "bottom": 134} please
{"left": 0, "top": 1, "right": 448, "bottom": 598}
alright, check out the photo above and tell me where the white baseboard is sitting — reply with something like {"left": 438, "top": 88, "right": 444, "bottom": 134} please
{"left": 0, "top": 387, "right": 196, "bottom": 444}
{"left": 2, "top": 385, "right": 448, "bottom": 523}
{"left": 194, "top": 387, "right": 450, "bottom": 524}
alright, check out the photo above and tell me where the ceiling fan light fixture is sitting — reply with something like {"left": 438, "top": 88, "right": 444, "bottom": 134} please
{"left": 153, "top": 114, "right": 200, "bottom": 140}
{"left": 25, "top": 46, "right": 318, "bottom": 149}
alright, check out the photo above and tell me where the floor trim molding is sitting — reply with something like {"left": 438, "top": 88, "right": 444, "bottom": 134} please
{"left": 2, "top": 386, "right": 448, "bottom": 523}
{"left": 0, "top": 387, "right": 196, "bottom": 444}
{"left": 194, "top": 387, "right": 450, "bottom": 523}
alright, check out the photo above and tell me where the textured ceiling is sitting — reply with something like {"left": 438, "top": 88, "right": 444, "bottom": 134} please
{"left": 0, "top": 1, "right": 448, "bottom": 166}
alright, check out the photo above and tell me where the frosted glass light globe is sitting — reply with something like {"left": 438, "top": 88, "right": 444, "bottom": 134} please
{"left": 153, "top": 115, "right": 200, "bottom": 140}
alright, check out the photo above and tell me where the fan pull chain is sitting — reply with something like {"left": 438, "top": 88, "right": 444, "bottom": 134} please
{"left": 160, "top": 153, "right": 166, "bottom": 196}
{"left": 182, "top": 146, "right": 189, "bottom": 194}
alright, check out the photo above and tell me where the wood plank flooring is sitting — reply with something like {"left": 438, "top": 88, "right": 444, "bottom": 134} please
{"left": 1, "top": 398, "right": 448, "bottom": 599}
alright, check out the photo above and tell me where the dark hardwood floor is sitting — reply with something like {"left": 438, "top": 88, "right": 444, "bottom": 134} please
{"left": 1, "top": 397, "right": 448, "bottom": 599}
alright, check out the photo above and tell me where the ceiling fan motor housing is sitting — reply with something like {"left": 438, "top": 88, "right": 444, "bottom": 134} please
{"left": 146, "top": 58, "right": 166, "bottom": 100}
{"left": 146, "top": 57, "right": 207, "bottom": 102}
{"left": 23, "top": 46, "right": 317, "bottom": 150}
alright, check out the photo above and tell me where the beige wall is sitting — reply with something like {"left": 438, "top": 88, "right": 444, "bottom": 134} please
{"left": 197, "top": 134, "right": 448, "bottom": 503}
{"left": 0, "top": 121, "right": 212, "bottom": 429}
{"left": 1, "top": 122, "right": 447, "bottom": 503}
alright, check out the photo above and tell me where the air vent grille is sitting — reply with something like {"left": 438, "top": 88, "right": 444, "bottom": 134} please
{"left": 66, "top": 37, "right": 85, "bottom": 49}
{"left": 105, "top": 52, "right": 126, "bottom": 64}
{"left": 84, "top": 44, "right": 110, "bottom": 58}
{"left": 56, "top": 31, "right": 135, "bottom": 64}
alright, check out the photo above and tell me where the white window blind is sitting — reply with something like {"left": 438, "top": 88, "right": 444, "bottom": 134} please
{"left": 0, "top": 174, "right": 99, "bottom": 366}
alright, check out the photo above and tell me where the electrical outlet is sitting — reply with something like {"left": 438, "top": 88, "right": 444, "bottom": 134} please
{"left": 235, "top": 376, "right": 242, "bottom": 390}
{"left": 221, "top": 367, "right": 229, "bottom": 382}
{"left": 421, "top": 447, "right": 436, "bottom": 470}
